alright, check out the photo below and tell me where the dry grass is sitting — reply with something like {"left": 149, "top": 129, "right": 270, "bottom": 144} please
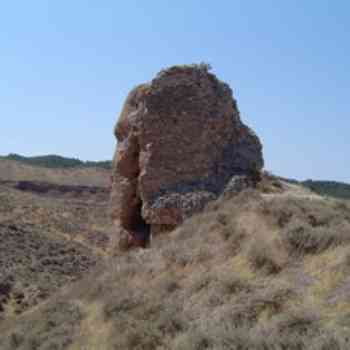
{"left": 1, "top": 186, "right": 350, "bottom": 349}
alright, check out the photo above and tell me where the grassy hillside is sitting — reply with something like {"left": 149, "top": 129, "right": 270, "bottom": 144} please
{"left": 0, "top": 154, "right": 112, "bottom": 169}
{"left": 1, "top": 181, "right": 350, "bottom": 349}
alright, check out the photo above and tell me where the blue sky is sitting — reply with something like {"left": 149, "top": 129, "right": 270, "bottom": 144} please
{"left": 1, "top": 1, "right": 349, "bottom": 182}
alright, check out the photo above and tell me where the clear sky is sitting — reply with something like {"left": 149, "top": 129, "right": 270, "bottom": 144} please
{"left": 1, "top": 1, "right": 349, "bottom": 182}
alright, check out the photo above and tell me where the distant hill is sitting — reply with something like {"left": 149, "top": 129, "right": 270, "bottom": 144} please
{"left": 278, "top": 176, "right": 350, "bottom": 200}
{"left": 0, "top": 154, "right": 112, "bottom": 170}
{"left": 1, "top": 155, "right": 349, "bottom": 199}
{"left": 0, "top": 156, "right": 110, "bottom": 187}
{"left": 301, "top": 179, "right": 350, "bottom": 200}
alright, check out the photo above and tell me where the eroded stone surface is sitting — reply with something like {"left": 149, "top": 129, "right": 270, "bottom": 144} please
{"left": 111, "top": 64, "right": 264, "bottom": 249}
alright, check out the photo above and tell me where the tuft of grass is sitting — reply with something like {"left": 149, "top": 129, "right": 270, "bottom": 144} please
{"left": 247, "top": 237, "right": 288, "bottom": 274}
{"left": 103, "top": 289, "right": 137, "bottom": 320}
{"left": 172, "top": 330, "right": 211, "bottom": 350}
{"left": 111, "top": 323, "right": 162, "bottom": 350}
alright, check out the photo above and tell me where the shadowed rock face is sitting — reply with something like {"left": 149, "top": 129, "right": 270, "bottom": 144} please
{"left": 111, "top": 65, "right": 264, "bottom": 249}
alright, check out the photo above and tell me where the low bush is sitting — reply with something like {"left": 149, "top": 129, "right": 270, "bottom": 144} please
{"left": 283, "top": 219, "right": 350, "bottom": 255}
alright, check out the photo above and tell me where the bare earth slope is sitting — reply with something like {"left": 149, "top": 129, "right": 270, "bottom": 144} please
{"left": 1, "top": 179, "right": 350, "bottom": 349}
{"left": 0, "top": 178, "right": 113, "bottom": 323}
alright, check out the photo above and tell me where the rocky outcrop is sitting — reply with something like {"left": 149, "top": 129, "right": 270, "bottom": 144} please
{"left": 111, "top": 64, "right": 264, "bottom": 249}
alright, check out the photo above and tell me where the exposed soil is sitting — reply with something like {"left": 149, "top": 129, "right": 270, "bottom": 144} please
{"left": 0, "top": 179, "right": 112, "bottom": 321}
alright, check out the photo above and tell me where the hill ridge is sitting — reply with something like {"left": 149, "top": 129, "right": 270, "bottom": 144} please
{"left": 0, "top": 153, "right": 112, "bottom": 170}
{"left": 1, "top": 154, "right": 349, "bottom": 200}
{"left": 0, "top": 157, "right": 110, "bottom": 187}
